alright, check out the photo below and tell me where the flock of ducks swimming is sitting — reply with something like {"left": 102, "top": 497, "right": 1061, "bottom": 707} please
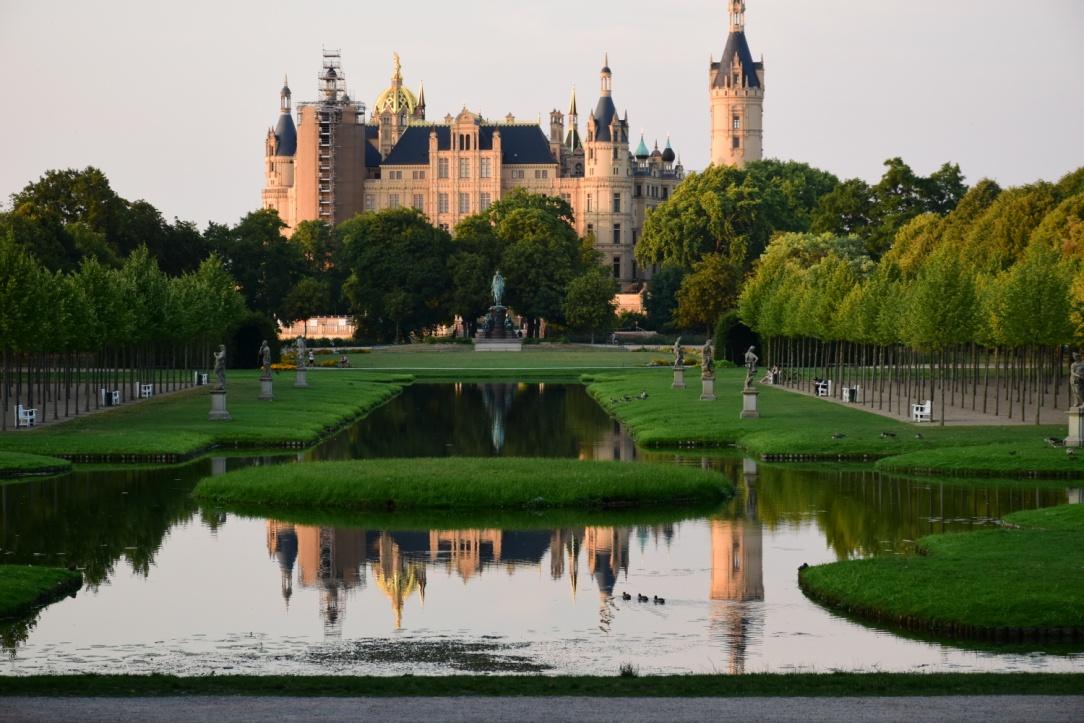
{"left": 621, "top": 592, "right": 665, "bottom": 605}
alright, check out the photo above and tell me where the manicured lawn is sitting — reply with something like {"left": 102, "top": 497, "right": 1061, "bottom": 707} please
{"left": 0, "top": 566, "right": 82, "bottom": 619}
{"left": 799, "top": 504, "right": 1084, "bottom": 639}
{"left": 587, "top": 369, "right": 1075, "bottom": 475}
{"left": 0, "top": 372, "right": 404, "bottom": 461}
{"left": 1, "top": 672, "right": 1082, "bottom": 697}
{"left": 346, "top": 345, "right": 666, "bottom": 375}
{"left": 193, "top": 457, "right": 731, "bottom": 512}
{"left": 0, "top": 451, "right": 71, "bottom": 479}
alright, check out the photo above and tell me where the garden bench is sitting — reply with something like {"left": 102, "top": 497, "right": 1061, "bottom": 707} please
{"left": 815, "top": 380, "right": 833, "bottom": 397}
{"left": 139, "top": 383, "right": 154, "bottom": 398}
{"left": 841, "top": 385, "right": 860, "bottom": 403}
{"left": 912, "top": 400, "right": 932, "bottom": 423}
{"left": 194, "top": 371, "right": 208, "bottom": 386}
{"left": 15, "top": 404, "right": 37, "bottom": 428}
{"left": 100, "top": 389, "right": 121, "bottom": 407}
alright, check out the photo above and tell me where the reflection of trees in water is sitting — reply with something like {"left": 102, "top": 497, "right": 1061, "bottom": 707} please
{"left": 309, "top": 384, "right": 613, "bottom": 459}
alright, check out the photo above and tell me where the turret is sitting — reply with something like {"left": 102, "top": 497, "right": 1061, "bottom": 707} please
{"left": 709, "top": 0, "right": 764, "bottom": 167}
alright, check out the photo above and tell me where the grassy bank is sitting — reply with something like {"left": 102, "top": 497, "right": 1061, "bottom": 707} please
{"left": 193, "top": 458, "right": 731, "bottom": 512}
{"left": 345, "top": 346, "right": 663, "bottom": 377}
{"left": 587, "top": 369, "right": 1077, "bottom": 476}
{"left": 0, "top": 373, "right": 405, "bottom": 462}
{"left": 0, "top": 566, "right": 82, "bottom": 619}
{"left": 1, "top": 673, "right": 1082, "bottom": 697}
{"left": 0, "top": 451, "right": 71, "bottom": 479}
{"left": 799, "top": 504, "right": 1084, "bottom": 642}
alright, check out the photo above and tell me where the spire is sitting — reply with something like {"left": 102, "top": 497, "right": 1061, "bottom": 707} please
{"left": 600, "top": 52, "right": 612, "bottom": 96}
{"left": 568, "top": 85, "right": 578, "bottom": 117}
{"left": 729, "top": 0, "right": 746, "bottom": 32}
{"left": 392, "top": 51, "right": 402, "bottom": 82}
{"left": 635, "top": 133, "right": 650, "bottom": 159}
{"left": 417, "top": 80, "right": 426, "bottom": 107}
{"left": 280, "top": 75, "right": 292, "bottom": 113}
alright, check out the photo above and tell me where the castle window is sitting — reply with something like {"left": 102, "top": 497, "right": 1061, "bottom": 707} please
{"left": 587, "top": 223, "right": 594, "bottom": 235}
{"left": 412, "top": 170, "right": 426, "bottom": 180}
{"left": 458, "top": 192, "right": 470, "bottom": 214}
{"left": 613, "top": 223, "right": 621, "bottom": 244}
{"left": 534, "top": 169, "right": 548, "bottom": 179}
{"left": 612, "top": 148, "right": 618, "bottom": 160}
{"left": 438, "top": 193, "right": 449, "bottom": 213}
{"left": 412, "top": 194, "right": 425, "bottom": 211}
{"left": 662, "top": 187, "right": 669, "bottom": 200}
{"left": 732, "top": 136, "right": 740, "bottom": 149}
{"left": 512, "top": 169, "right": 525, "bottom": 180}
{"left": 586, "top": 194, "right": 592, "bottom": 212}
{"left": 459, "top": 158, "right": 470, "bottom": 178}
{"left": 480, "top": 192, "right": 492, "bottom": 211}
{"left": 635, "top": 185, "right": 642, "bottom": 197}
{"left": 438, "top": 158, "right": 449, "bottom": 178}
{"left": 365, "top": 194, "right": 375, "bottom": 211}
{"left": 612, "top": 193, "right": 621, "bottom": 213}
{"left": 389, "top": 193, "right": 400, "bottom": 209}
{"left": 612, "top": 256, "right": 621, "bottom": 278}
{"left": 732, "top": 116, "right": 741, "bottom": 130}
{"left": 631, "top": 259, "right": 637, "bottom": 278}
{"left": 480, "top": 158, "right": 491, "bottom": 178}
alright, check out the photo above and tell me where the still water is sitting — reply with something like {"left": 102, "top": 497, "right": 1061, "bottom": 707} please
{"left": 1, "top": 384, "right": 1081, "bottom": 675}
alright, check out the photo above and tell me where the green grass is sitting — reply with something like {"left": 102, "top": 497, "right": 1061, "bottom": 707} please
{"left": 0, "top": 566, "right": 82, "bottom": 619}
{"left": 345, "top": 346, "right": 663, "bottom": 375}
{"left": 0, "top": 451, "right": 71, "bottom": 478}
{"left": 799, "top": 504, "right": 1084, "bottom": 639}
{"left": 587, "top": 369, "right": 1077, "bottom": 475}
{"left": 0, "top": 372, "right": 404, "bottom": 460}
{"left": 193, "top": 457, "right": 731, "bottom": 512}
{"left": 1, "top": 673, "right": 1082, "bottom": 697}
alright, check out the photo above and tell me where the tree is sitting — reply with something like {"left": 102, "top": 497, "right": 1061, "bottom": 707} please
{"left": 811, "top": 178, "right": 874, "bottom": 238}
{"left": 643, "top": 265, "right": 685, "bottom": 330}
{"left": 340, "top": 208, "right": 454, "bottom": 342}
{"left": 959, "top": 183, "right": 1058, "bottom": 272}
{"left": 281, "top": 277, "right": 332, "bottom": 325}
{"left": 563, "top": 267, "right": 618, "bottom": 342}
{"left": 674, "top": 253, "right": 742, "bottom": 334}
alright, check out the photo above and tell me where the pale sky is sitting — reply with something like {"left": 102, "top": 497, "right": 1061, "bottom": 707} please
{"left": 1, "top": 0, "right": 1082, "bottom": 228}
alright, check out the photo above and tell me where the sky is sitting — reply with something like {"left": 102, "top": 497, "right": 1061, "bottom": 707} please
{"left": 1, "top": 0, "right": 1082, "bottom": 228}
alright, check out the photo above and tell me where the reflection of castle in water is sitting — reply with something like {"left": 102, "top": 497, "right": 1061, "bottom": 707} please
{"left": 265, "top": 520, "right": 653, "bottom": 628}
{"left": 709, "top": 469, "right": 764, "bottom": 675}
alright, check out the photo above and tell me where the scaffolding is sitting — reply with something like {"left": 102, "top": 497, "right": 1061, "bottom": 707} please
{"left": 298, "top": 49, "right": 364, "bottom": 225}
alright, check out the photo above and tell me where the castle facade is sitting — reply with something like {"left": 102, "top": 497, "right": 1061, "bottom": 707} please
{"left": 263, "top": 2, "right": 762, "bottom": 289}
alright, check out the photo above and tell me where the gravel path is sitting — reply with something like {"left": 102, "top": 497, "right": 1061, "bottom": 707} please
{"left": 2, "top": 695, "right": 1081, "bottom": 722}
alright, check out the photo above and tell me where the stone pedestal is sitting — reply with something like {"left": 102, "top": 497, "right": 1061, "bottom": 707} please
{"left": 672, "top": 367, "right": 685, "bottom": 389}
{"left": 700, "top": 376, "right": 715, "bottom": 401}
{"left": 208, "top": 390, "right": 231, "bottom": 421}
{"left": 1066, "top": 407, "right": 1084, "bottom": 448}
{"left": 295, "top": 369, "right": 308, "bottom": 388}
{"left": 740, "top": 388, "right": 760, "bottom": 419}
{"left": 259, "top": 377, "right": 274, "bottom": 401}
{"left": 211, "top": 457, "right": 227, "bottom": 476}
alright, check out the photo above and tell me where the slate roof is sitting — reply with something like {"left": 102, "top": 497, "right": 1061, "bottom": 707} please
{"left": 592, "top": 95, "right": 618, "bottom": 142}
{"left": 712, "top": 30, "right": 762, "bottom": 89}
{"left": 273, "top": 111, "right": 297, "bottom": 156}
{"left": 381, "top": 124, "right": 556, "bottom": 166}
{"left": 363, "top": 125, "right": 382, "bottom": 168}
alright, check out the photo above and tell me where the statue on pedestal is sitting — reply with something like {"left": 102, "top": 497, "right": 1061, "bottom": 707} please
{"left": 295, "top": 337, "right": 307, "bottom": 370}
{"left": 259, "top": 340, "right": 272, "bottom": 378}
{"left": 213, "top": 345, "right": 227, "bottom": 390}
{"left": 673, "top": 337, "right": 684, "bottom": 368}
{"left": 1071, "top": 352, "right": 1084, "bottom": 408}
{"left": 744, "top": 346, "right": 759, "bottom": 389}
{"left": 701, "top": 340, "right": 715, "bottom": 379}
{"left": 491, "top": 270, "right": 505, "bottom": 308}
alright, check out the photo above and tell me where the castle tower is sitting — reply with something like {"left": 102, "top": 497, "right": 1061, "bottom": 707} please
{"left": 709, "top": 0, "right": 764, "bottom": 167}
{"left": 583, "top": 55, "right": 635, "bottom": 286}
{"left": 373, "top": 53, "right": 422, "bottom": 158}
{"left": 262, "top": 77, "right": 297, "bottom": 230}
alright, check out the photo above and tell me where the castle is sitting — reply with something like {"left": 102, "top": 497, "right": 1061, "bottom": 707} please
{"left": 262, "top": 1, "right": 763, "bottom": 289}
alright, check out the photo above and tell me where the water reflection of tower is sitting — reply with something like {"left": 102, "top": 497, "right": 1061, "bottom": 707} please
{"left": 428, "top": 529, "right": 502, "bottom": 581}
{"left": 266, "top": 520, "right": 298, "bottom": 605}
{"left": 371, "top": 532, "right": 427, "bottom": 629}
{"left": 294, "top": 525, "right": 366, "bottom": 637}
{"left": 587, "top": 420, "right": 637, "bottom": 461}
{"left": 480, "top": 383, "right": 518, "bottom": 452}
{"left": 709, "top": 466, "right": 763, "bottom": 674}
{"left": 584, "top": 527, "right": 631, "bottom": 599}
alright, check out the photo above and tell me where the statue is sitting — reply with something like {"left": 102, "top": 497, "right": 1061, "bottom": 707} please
{"left": 1072, "top": 352, "right": 1084, "bottom": 408}
{"left": 744, "top": 346, "right": 759, "bottom": 388}
{"left": 212, "top": 345, "right": 227, "bottom": 390}
{"left": 259, "top": 340, "right": 272, "bottom": 378}
{"left": 701, "top": 339, "right": 715, "bottom": 379}
{"left": 673, "top": 337, "right": 684, "bottom": 368}
{"left": 491, "top": 270, "right": 505, "bottom": 308}
{"left": 295, "top": 337, "right": 307, "bottom": 370}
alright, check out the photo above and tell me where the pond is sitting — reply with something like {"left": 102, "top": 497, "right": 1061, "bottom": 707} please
{"left": 1, "top": 383, "right": 1082, "bottom": 675}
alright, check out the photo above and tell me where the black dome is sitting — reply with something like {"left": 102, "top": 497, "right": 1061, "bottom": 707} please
{"left": 273, "top": 111, "right": 297, "bottom": 156}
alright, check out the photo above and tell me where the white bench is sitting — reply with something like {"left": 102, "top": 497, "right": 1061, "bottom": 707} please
{"left": 15, "top": 404, "right": 37, "bottom": 428}
{"left": 912, "top": 400, "right": 932, "bottom": 423}
{"left": 815, "top": 380, "right": 833, "bottom": 398}
{"left": 139, "top": 383, "right": 154, "bottom": 398}
{"left": 194, "top": 372, "right": 208, "bottom": 386}
{"left": 100, "top": 389, "right": 120, "bottom": 407}
{"left": 841, "top": 385, "right": 861, "bottom": 403}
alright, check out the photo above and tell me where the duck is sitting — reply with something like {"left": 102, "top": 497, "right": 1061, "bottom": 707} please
{"left": 623, "top": 395, "right": 632, "bottom": 402}
{"left": 831, "top": 433, "right": 846, "bottom": 440}
{"left": 621, "top": 592, "right": 632, "bottom": 601}
{"left": 653, "top": 596, "right": 665, "bottom": 605}
{"left": 879, "top": 432, "right": 896, "bottom": 439}
{"left": 637, "top": 594, "right": 649, "bottom": 603}
{"left": 1068, "top": 448, "right": 1077, "bottom": 457}
{"left": 638, "top": 391, "right": 649, "bottom": 400}
{"left": 798, "top": 562, "right": 810, "bottom": 571}
{"left": 914, "top": 433, "right": 924, "bottom": 440}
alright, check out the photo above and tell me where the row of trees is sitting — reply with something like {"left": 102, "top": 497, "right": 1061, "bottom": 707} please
{"left": 738, "top": 167, "right": 1084, "bottom": 424}
{"left": 0, "top": 240, "right": 246, "bottom": 429}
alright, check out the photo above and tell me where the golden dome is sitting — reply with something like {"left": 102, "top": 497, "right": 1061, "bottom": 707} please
{"left": 374, "top": 52, "right": 419, "bottom": 116}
